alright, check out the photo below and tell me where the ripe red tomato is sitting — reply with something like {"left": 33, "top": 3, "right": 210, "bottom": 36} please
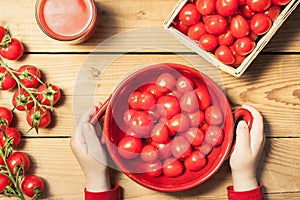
{"left": 0, "top": 26, "right": 6, "bottom": 41}
{"left": 198, "top": 143, "right": 213, "bottom": 156}
{"left": 12, "top": 88, "right": 34, "bottom": 111}
{"left": 184, "top": 127, "right": 205, "bottom": 146}
{"left": 188, "top": 22, "right": 206, "bottom": 41}
{"left": 198, "top": 33, "right": 219, "bottom": 51}
{"left": 271, "top": 0, "right": 291, "bottom": 5}
{"left": 128, "top": 91, "right": 141, "bottom": 110}
{"left": 265, "top": 5, "right": 281, "bottom": 21}
{"left": 194, "top": 85, "right": 211, "bottom": 110}
{"left": 129, "top": 111, "right": 154, "bottom": 137}
{"left": 21, "top": 175, "right": 44, "bottom": 198}
{"left": 176, "top": 76, "right": 194, "bottom": 93}
{"left": 172, "top": 135, "right": 192, "bottom": 160}
{"left": 139, "top": 83, "right": 165, "bottom": 98}
{"left": 218, "top": 30, "right": 235, "bottom": 46}
{"left": 17, "top": 65, "right": 41, "bottom": 88}
{"left": 186, "top": 110, "right": 205, "bottom": 127}
{"left": 140, "top": 144, "right": 158, "bottom": 163}
{"left": 7, "top": 151, "right": 31, "bottom": 174}
{"left": 157, "top": 95, "right": 180, "bottom": 118}
{"left": 250, "top": 13, "right": 272, "bottom": 35}
{"left": 230, "top": 45, "right": 246, "bottom": 67}
{"left": 247, "top": 0, "right": 271, "bottom": 12}
{"left": 215, "top": 45, "right": 236, "bottom": 65}
{"left": 123, "top": 109, "right": 137, "bottom": 126}
{"left": 205, "top": 14, "right": 227, "bottom": 35}
{"left": 184, "top": 151, "right": 207, "bottom": 171}
{"left": 179, "top": 4, "right": 201, "bottom": 26}
{"left": 0, "top": 127, "right": 21, "bottom": 149}
{"left": 0, "top": 38, "right": 24, "bottom": 61}
{"left": 216, "top": 0, "right": 239, "bottom": 16}
{"left": 240, "top": 4, "right": 255, "bottom": 19}
{"left": 173, "top": 17, "right": 189, "bottom": 35}
{"left": 205, "top": 125, "right": 224, "bottom": 147}
{"left": 151, "top": 138, "right": 173, "bottom": 160}
{"left": 234, "top": 36, "right": 255, "bottom": 56}
{"left": 167, "top": 113, "right": 190, "bottom": 133}
{"left": 26, "top": 107, "right": 52, "bottom": 129}
{"left": 180, "top": 91, "right": 199, "bottom": 113}
{"left": 196, "top": 0, "right": 216, "bottom": 15}
{"left": 205, "top": 105, "right": 224, "bottom": 125}
{"left": 0, "top": 107, "right": 13, "bottom": 128}
{"left": 118, "top": 136, "right": 142, "bottom": 159}
{"left": 144, "top": 160, "right": 163, "bottom": 177}
{"left": 137, "top": 91, "right": 156, "bottom": 111}
{"left": 156, "top": 72, "right": 176, "bottom": 93}
{"left": 230, "top": 15, "right": 250, "bottom": 38}
{"left": 151, "top": 123, "right": 169, "bottom": 143}
{"left": 37, "top": 84, "right": 61, "bottom": 107}
{"left": 0, "top": 66, "right": 16, "bottom": 90}
{"left": 163, "top": 157, "right": 184, "bottom": 177}
{"left": 0, "top": 174, "right": 11, "bottom": 193}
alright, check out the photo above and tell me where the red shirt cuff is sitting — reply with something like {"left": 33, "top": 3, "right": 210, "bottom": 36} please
{"left": 227, "top": 183, "right": 264, "bottom": 200}
{"left": 85, "top": 184, "right": 120, "bottom": 200}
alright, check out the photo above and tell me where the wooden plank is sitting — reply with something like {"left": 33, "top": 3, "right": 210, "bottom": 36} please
{"left": 3, "top": 137, "right": 298, "bottom": 199}
{"left": 0, "top": 0, "right": 299, "bottom": 53}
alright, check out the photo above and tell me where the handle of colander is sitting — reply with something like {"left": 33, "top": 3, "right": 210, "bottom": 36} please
{"left": 90, "top": 97, "right": 111, "bottom": 124}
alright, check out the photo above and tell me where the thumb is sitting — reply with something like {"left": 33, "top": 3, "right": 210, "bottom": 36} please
{"left": 234, "top": 120, "right": 250, "bottom": 152}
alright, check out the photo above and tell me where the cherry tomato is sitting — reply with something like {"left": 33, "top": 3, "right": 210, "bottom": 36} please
{"left": 0, "top": 107, "right": 13, "bottom": 128}
{"left": 188, "top": 22, "right": 206, "bottom": 41}
{"left": 173, "top": 17, "right": 189, "bottom": 35}
{"left": 196, "top": 0, "right": 216, "bottom": 15}
{"left": 129, "top": 111, "right": 154, "bottom": 137}
{"left": 0, "top": 174, "right": 11, "bottom": 194}
{"left": 0, "top": 38, "right": 24, "bottom": 61}
{"left": 151, "top": 139, "right": 173, "bottom": 160}
{"left": 172, "top": 135, "right": 192, "bottom": 160}
{"left": 163, "top": 157, "right": 184, "bottom": 177}
{"left": 123, "top": 109, "right": 137, "bottom": 126}
{"left": 180, "top": 91, "right": 199, "bottom": 113}
{"left": 0, "top": 26, "right": 6, "bottom": 42}
{"left": 157, "top": 95, "right": 180, "bottom": 118}
{"left": 137, "top": 91, "right": 156, "bottom": 111}
{"left": 12, "top": 88, "right": 34, "bottom": 111}
{"left": 118, "top": 136, "right": 142, "bottom": 159}
{"left": 26, "top": 106, "right": 52, "bottom": 129}
{"left": 216, "top": 0, "right": 239, "bottom": 16}
{"left": 238, "top": 0, "right": 247, "bottom": 5}
{"left": 205, "top": 105, "right": 224, "bottom": 125}
{"left": 7, "top": 151, "right": 30, "bottom": 174}
{"left": 218, "top": 30, "right": 235, "bottom": 46}
{"left": 247, "top": 0, "right": 271, "bottom": 12}
{"left": 17, "top": 65, "right": 41, "bottom": 88}
{"left": 139, "top": 83, "right": 164, "bottom": 98}
{"left": 156, "top": 72, "right": 176, "bottom": 94}
{"left": 198, "top": 33, "right": 219, "bottom": 51}
{"left": 184, "top": 151, "right": 207, "bottom": 171}
{"left": 184, "top": 127, "right": 205, "bottom": 146}
{"left": 194, "top": 85, "right": 211, "bottom": 110}
{"left": 234, "top": 108, "right": 253, "bottom": 130}
{"left": 230, "top": 45, "right": 246, "bottom": 67}
{"left": 264, "top": 5, "right": 281, "bottom": 21}
{"left": 144, "top": 160, "right": 163, "bottom": 177}
{"left": 250, "top": 13, "right": 272, "bottom": 35}
{"left": 240, "top": 4, "right": 255, "bottom": 19}
{"left": 128, "top": 91, "right": 141, "bottom": 110}
{"left": 230, "top": 15, "right": 250, "bottom": 38}
{"left": 167, "top": 113, "right": 190, "bottom": 133}
{"left": 140, "top": 144, "right": 158, "bottom": 163}
{"left": 234, "top": 36, "right": 255, "bottom": 56}
{"left": 176, "top": 76, "right": 194, "bottom": 93}
{"left": 271, "top": 0, "right": 291, "bottom": 5}
{"left": 179, "top": 4, "right": 201, "bottom": 26}
{"left": 21, "top": 175, "right": 44, "bottom": 198}
{"left": 37, "top": 84, "right": 61, "bottom": 107}
{"left": 215, "top": 45, "right": 236, "bottom": 65}
{"left": 0, "top": 127, "right": 21, "bottom": 149}
{"left": 205, "top": 125, "right": 224, "bottom": 147}
{"left": 0, "top": 66, "right": 16, "bottom": 90}
{"left": 151, "top": 122, "right": 169, "bottom": 143}
{"left": 205, "top": 14, "right": 227, "bottom": 35}
{"left": 186, "top": 110, "right": 205, "bottom": 127}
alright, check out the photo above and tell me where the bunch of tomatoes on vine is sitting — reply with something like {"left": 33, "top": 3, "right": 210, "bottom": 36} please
{"left": 173, "top": 0, "right": 291, "bottom": 67}
{"left": 0, "top": 26, "right": 61, "bottom": 199}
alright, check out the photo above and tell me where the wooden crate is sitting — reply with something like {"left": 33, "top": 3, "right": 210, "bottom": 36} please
{"left": 163, "top": 0, "right": 300, "bottom": 77}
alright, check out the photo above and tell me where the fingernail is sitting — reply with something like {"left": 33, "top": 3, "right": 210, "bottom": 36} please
{"left": 238, "top": 120, "right": 248, "bottom": 128}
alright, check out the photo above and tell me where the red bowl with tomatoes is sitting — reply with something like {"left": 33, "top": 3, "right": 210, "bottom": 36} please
{"left": 91, "top": 63, "right": 248, "bottom": 192}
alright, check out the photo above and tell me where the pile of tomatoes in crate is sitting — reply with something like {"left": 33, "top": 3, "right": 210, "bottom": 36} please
{"left": 117, "top": 71, "right": 225, "bottom": 177}
{"left": 172, "top": 0, "right": 291, "bottom": 67}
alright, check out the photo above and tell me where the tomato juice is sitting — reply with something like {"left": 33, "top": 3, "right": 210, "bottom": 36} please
{"left": 35, "top": 0, "right": 97, "bottom": 44}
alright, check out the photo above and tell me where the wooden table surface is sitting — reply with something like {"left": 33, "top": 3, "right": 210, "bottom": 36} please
{"left": 0, "top": 0, "right": 299, "bottom": 199}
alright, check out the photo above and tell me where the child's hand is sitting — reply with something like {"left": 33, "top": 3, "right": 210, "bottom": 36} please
{"left": 230, "top": 105, "right": 265, "bottom": 191}
{"left": 70, "top": 104, "right": 111, "bottom": 192}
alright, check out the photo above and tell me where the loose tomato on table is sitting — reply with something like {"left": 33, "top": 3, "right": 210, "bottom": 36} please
{"left": 26, "top": 106, "right": 51, "bottom": 130}
{"left": 0, "top": 174, "right": 11, "bottom": 194}
{"left": 0, "top": 66, "right": 16, "bottom": 90}
{"left": 179, "top": 4, "right": 201, "bottom": 26}
{"left": 12, "top": 88, "right": 34, "bottom": 111}
{"left": 0, "top": 107, "right": 13, "bottom": 128}
{"left": 21, "top": 175, "right": 44, "bottom": 198}
{"left": 118, "top": 136, "right": 142, "bottom": 159}
{"left": 17, "top": 65, "right": 41, "bottom": 88}
{"left": 0, "top": 127, "right": 21, "bottom": 149}
{"left": 0, "top": 38, "right": 24, "bottom": 61}
{"left": 7, "top": 151, "right": 31, "bottom": 175}
{"left": 37, "top": 84, "right": 61, "bottom": 107}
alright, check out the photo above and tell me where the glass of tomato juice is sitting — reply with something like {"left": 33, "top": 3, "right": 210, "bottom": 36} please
{"left": 35, "top": 0, "right": 98, "bottom": 44}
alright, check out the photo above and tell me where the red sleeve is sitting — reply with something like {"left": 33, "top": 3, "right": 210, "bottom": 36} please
{"left": 227, "top": 183, "right": 264, "bottom": 200}
{"left": 85, "top": 184, "right": 121, "bottom": 200}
